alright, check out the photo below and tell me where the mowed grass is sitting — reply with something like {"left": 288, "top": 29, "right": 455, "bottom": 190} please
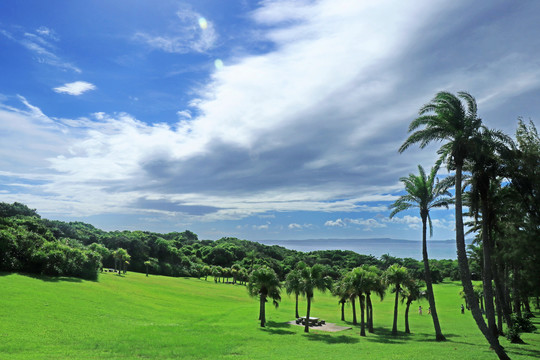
{"left": 1, "top": 272, "right": 539, "bottom": 360}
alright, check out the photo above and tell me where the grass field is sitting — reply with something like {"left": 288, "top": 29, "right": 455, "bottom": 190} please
{"left": 1, "top": 271, "right": 539, "bottom": 360}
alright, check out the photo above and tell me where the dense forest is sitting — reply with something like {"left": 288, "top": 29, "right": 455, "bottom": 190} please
{"left": 0, "top": 201, "right": 460, "bottom": 283}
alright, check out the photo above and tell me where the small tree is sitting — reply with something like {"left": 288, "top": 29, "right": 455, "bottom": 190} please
{"left": 300, "top": 264, "right": 332, "bottom": 333}
{"left": 401, "top": 279, "right": 426, "bottom": 334}
{"left": 247, "top": 266, "right": 281, "bottom": 327}
{"left": 384, "top": 264, "right": 410, "bottom": 335}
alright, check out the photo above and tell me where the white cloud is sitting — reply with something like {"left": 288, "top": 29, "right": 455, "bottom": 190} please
{"left": 325, "top": 217, "right": 387, "bottom": 231}
{"left": 135, "top": 8, "right": 217, "bottom": 54}
{"left": 288, "top": 223, "right": 312, "bottom": 230}
{"left": 325, "top": 219, "right": 346, "bottom": 227}
{"left": 0, "top": 26, "right": 81, "bottom": 73}
{"left": 53, "top": 81, "right": 96, "bottom": 96}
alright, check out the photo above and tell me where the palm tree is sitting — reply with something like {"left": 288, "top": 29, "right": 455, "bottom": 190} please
{"left": 247, "top": 266, "right": 281, "bottom": 327}
{"left": 285, "top": 269, "right": 304, "bottom": 319}
{"left": 202, "top": 265, "right": 211, "bottom": 281}
{"left": 401, "top": 279, "right": 426, "bottom": 334}
{"left": 399, "top": 91, "right": 509, "bottom": 359}
{"left": 361, "top": 265, "right": 386, "bottom": 333}
{"left": 113, "top": 248, "right": 128, "bottom": 275}
{"left": 348, "top": 267, "right": 372, "bottom": 336}
{"left": 122, "top": 253, "right": 131, "bottom": 274}
{"left": 332, "top": 277, "right": 349, "bottom": 322}
{"left": 299, "top": 264, "right": 332, "bottom": 333}
{"left": 465, "top": 127, "right": 514, "bottom": 338}
{"left": 384, "top": 264, "right": 410, "bottom": 335}
{"left": 389, "top": 162, "right": 452, "bottom": 341}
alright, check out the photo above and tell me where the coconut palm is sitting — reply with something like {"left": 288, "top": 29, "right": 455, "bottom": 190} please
{"left": 384, "top": 264, "right": 410, "bottom": 335}
{"left": 144, "top": 257, "right": 157, "bottom": 277}
{"left": 399, "top": 91, "right": 509, "bottom": 359}
{"left": 247, "top": 266, "right": 281, "bottom": 327}
{"left": 361, "top": 265, "right": 386, "bottom": 333}
{"left": 389, "top": 162, "right": 452, "bottom": 341}
{"left": 299, "top": 264, "right": 332, "bottom": 333}
{"left": 332, "top": 277, "right": 351, "bottom": 322}
{"left": 401, "top": 279, "right": 426, "bottom": 334}
{"left": 348, "top": 267, "right": 372, "bottom": 336}
{"left": 113, "top": 248, "right": 128, "bottom": 275}
{"left": 342, "top": 271, "right": 359, "bottom": 325}
{"left": 285, "top": 269, "right": 304, "bottom": 319}
{"left": 465, "top": 127, "right": 514, "bottom": 338}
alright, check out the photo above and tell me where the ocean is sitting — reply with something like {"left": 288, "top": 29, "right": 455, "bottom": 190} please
{"left": 255, "top": 238, "right": 461, "bottom": 260}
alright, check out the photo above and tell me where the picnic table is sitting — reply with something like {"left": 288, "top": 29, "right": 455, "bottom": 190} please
{"left": 296, "top": 316, "right": 324, "bottom": 326}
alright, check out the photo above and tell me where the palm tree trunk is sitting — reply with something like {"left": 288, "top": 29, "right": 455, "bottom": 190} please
{"left": 454, "top": 162, "right": 510, "bottom": 360}
{"left": 421, "top": 215, "right": 446, "bottom": 341}
{"left": 492, "top": 261, "right": 514, "bottom": 328}
{"left": 367, "top": 293, "right": 374, "bottom": 333}
{"left": 495, "top": 293, "right": 504, "bottom": 335}
{"left": 481, "top": 199, "right": 498, "bottom": 338}
{"left": 513, "top": 265, "right": 522, "bottom": 318}
{"left": 304, "top": 296, "right": 312, "bottom": 333}
{"left": 352, "top": 296, "right": 357, "bottom": 325}
{"left": 360, "top": 295, "right": 366, "bottom": 336}
{"left": 405, "top": 300, "right": 411, "bottom": 334}
{"left": 260, "top": 295, "right": 266, "bottom": 327}
{"left": 295, "top": 293, "right": 299, "bottom": 319}
{"left": 392, "top": 284, "right": 399, "bottom": 335}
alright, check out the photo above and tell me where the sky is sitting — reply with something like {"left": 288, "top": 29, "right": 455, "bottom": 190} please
{"left": 1, "top": 0, "right": 540, "bottom": 242}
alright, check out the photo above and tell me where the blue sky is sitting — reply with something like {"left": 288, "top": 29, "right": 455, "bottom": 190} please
{"left": 1, "top": 0, "right": 540, "bottom": 241}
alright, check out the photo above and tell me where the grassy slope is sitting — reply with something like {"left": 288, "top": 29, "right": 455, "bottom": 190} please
{"left": 0, "top": 272, "right": 539, "bottom": 360}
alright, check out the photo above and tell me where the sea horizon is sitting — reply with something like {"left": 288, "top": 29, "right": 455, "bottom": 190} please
{"left": 255, "top": 238, "right": 465, "bottom": 261}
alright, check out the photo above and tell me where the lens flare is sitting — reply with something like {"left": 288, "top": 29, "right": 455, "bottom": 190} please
{"left": 198, "top": 17, "right": 208, "bottom": 30}
{"left": 214, "top": 59, "right": 224, "bottom": 70}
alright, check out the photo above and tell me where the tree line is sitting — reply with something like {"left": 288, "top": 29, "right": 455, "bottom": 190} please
{"left": 0, "top": 201, "right": 461, "bottom": 281}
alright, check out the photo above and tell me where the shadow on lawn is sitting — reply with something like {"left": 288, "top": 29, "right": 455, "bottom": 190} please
{"left": 362, "top": 327, "right": 410, "bottom": 344}
{"left": 26, "top": 273, "right": 84, "bottom": 283}
{"left": 508, "top": 344, "right": 540, "bottom": 359}
{"left": 261, "top": 321, "right": 296, "bottom": 335}
{"left": 305, "top": 333, "right": 359, "bottom": 344}
{"left": 1, "top": 271, "right": 86, "bottom": 282}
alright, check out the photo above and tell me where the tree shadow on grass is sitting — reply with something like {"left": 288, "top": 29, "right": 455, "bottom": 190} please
{"left": 507, "top": 344, "right": 540, "bottom": 359}
{"left": 362, "top": 327, "right": 410, "bottom": 344}
{"left": 413, "top": 332, "right": 462, "bottom": 343}
{"left": 260, "top": 321, "right": 296, "bottom": 335}
{"left": 304, "top": 333, "right": 359, "bottom": 344}
{"left": 25, "top": 273, "right": 84, "bottom": 283}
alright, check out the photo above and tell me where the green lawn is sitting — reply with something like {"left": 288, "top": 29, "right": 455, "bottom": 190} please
{"left": 1, "top": 272, "right": 539, "bottom": 359}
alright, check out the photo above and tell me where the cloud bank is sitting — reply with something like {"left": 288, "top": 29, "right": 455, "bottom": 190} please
{"left": 2, "top": 0, "right": 540, "bottom": 239}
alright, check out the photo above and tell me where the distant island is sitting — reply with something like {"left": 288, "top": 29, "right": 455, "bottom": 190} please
{"left": 256, "top": 238, "right": 463, "bottom": 260}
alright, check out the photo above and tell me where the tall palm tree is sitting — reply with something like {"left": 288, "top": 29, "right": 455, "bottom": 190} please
{"left": 389, "top": 162, "right": 452, "bottom": 341}
{"left": 384, "top": 264, "right": 410, "bottom": 335}
{"left": 285, "top": 269, "right": 304, "bottom": 319}
{"left": 332, "top": 278, "right": 349, "bottom": 321}
{"left": 361, "top": 265, "right": 386, "bottom": 334}
{"left": 345, "top": 268, "right": 369, "bottom": 336}
{"left": 300, "top": 264, "right": 332, "bottom": 333}
{"left": 247, "top": 266, "right": 281, "bottom": 327}
{"left": 401, "top": 279, "right": 426, "bottom": 334}
{"left": 465, "top": 127, "right": 514, "bottom": 338}
{"left": 399, "top": 91, "right": 509, "bottom": 359}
